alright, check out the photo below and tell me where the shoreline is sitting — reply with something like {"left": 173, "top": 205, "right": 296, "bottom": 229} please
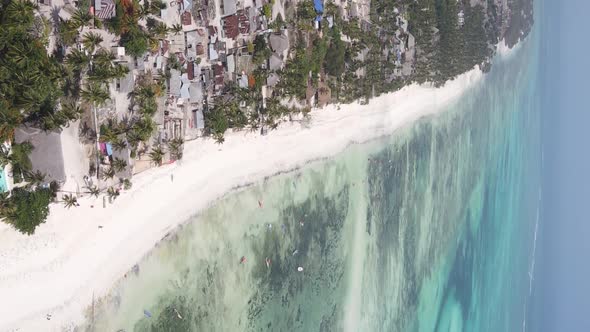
{"left": 0, "top": 66, "right": 484, "bottom": 331}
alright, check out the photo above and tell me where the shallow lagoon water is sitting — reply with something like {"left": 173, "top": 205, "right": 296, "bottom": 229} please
{"left": 83, "top": 22, "right": 541, "bottom": 332}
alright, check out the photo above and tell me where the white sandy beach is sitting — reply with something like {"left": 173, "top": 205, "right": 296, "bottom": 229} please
{"left": 0, "top": 67, "right": 483, "bottom": 331}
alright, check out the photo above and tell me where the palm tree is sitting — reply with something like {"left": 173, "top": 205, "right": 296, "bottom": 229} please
{"left": 9, "top": 141, "right": 33, "bottom": 183}
{"left": 111, "top": 158, "right": 127, "bottom": 172}
{"left": 112, "top": 138, "right": 127, "bottom": 151}
{"left": 81, "top": 32, "right": 104, "bottom": 54}
{"left": 0, "top": 103, "right": 23, "bottom": 142}
{"left": 85, "top": 185, "right": 101, "bottom": 198}
{"left": 71, "top": 9, "right": 92, "bottom": 32}
{"left": 131, "top": 117, "right": 155, "bottom": 142}
{"left": 80, "top": 83, "right": 110, "bottom": 106}
{"left": 65, "top": 48, "right": 90, "bottom": 72}
{"left": 92, "top": 49, "right": 116, "bottom": 66}
{"left": 167, "top": 138, "right": 184, "bottom": 160}
{"left": 170, "top": 23, "right": 182, "bottom": 35}
{"left": 137, "top": 5, "right": 149, "bottom": 20}
{"left": 106, "top": 186, "right": 120, "bottom": 201}
{"left": 148, "top": 35, "right": 159, "bottom": 52}
{"left": 58, "top": 18, "right": 80, "bottom": 46}
{"left": 119, "top": 178, "right": 132, "bottom": 190}
{"left": 62, "top": 194, "right": 78, "bottom": 208}
{"left": 153, "top": 22, "right": 169, "bottom": 38}
{"left": 0, "top": 144, "right": 10, "bottom": 167}
{"left": 25, "top": 170, "right": 46, "bottom": 185}
{"left": 101, "top": 167, "right": 116, "bottom": 180}
{"left": 99, "top": 122, "right": 120, "bottom": 143}
{"left": 148, "top": 0, "right": 167, "bottom": 15}
{"left": 50, "top": 98, "right": 83, "bottom": 129}
{"left": 148, "top": 145, "right": 165, "bottom": 166}
{"left": 109, "top": 63, "right": 130, "bottom": 80}
{"left": 4, "top": 0, "right": 37, "bottom": 26}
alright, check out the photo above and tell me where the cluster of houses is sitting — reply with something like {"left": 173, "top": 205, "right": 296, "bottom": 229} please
{"left": 0, "top": 0, "right": 424, "bottom": 194}
{"left": 99, "top": 0, "right": 291, "bottom": 142}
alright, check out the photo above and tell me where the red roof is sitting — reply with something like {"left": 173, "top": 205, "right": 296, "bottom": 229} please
{"left": 187, "top": 61, "right": 195, "bottom": 80}
{"left": 181, "top": 11, "right": 192, "bottom": 25}
{"left": 196, "top": 43, "right": 205, "bottom": 55}
{"left": 214, "top": 64, "right": 224, "bottom": 85}
{"left": 222, "top": 14, "right": 239, "bottom": 39}
{"left": 237, "top": 9, "right": 250, "bottom": 34}
{"left": 213, "top": 64, "right": 224, "bottom": 76}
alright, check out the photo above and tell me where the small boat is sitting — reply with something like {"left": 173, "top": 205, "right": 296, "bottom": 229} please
{"left": 174, "top": 308, "right": 183, "bottom": 319}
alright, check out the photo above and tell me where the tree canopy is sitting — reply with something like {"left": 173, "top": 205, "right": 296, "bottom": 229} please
{"left": 0, "top": 0, "right": 66, "bottom": 140}
{"left": 0, "top": 187, "right": 54, "bottom": 235}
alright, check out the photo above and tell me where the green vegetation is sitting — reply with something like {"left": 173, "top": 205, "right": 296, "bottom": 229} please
{"left": 296, "top": 1, "right": 316, "bottom": 21}
{"left": 5, "top": 141, "right": 33, "bottom": 184}
{"left": 263, "top": 4, "right": 272, "bottom": 19}
{"left": 324, "top": 28, "right": 346, "bottom": 77}
{"left": 275, "top": 35, "right": 326, "bottom": 99}
{"left": 62, "top": 194, "right": 78, "bottom": 208}
{"left": 0, "top": 187, "right": 54, "bottom": 235}
{"left": 252, "top": 35, "right": 272, "bottom": 65}
{"left": 167, "top": 138, "right": 184, "bottom": 160}
{"left": 205, "top": 109, "right": 229, "bottom": 144}
{"left": 121, "top": 27, "right": 150, "bottom": 57}
{"left": 0, "top": 0, "right": 69, "bottom": 140}
{"left": 148, "top": 145, "right": 165, "bottom": 166}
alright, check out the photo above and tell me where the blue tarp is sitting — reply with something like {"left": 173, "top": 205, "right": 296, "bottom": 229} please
{"left": 314, "top": 0, "right": 323, "bottom": 13}
{"left": 106, "top": 143, "right": 113, "bottom": 156}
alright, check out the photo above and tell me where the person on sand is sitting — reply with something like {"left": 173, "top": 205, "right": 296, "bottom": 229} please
{"left": 258, "top": 200, "right": 263, "bottom": 208}
{"left": 240, "top": 256, "right": 247, "bottom": 264}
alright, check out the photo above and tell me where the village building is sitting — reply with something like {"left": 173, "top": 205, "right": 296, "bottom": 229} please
{"left": 213, "top": 63, "right": 225, "bottom": 95}
{"left": 221, "top": 0, "right": 237, "bottom": 17}
{"left": 94, "top": 0, "right": 115, "bottom": 20}
{"left": 14, "top": 128, "right": 67, "bottom": 185}
{"left": 266, "top": 72, "right": 280, "bottom": 87}
{"left": 169, "top": 69, "right": 182, "bottom": 96}
{"left": 268, "top": 53, "right": 283, "bottom": 71}
{"left": 269, "top": 32, "right": 289, "bottom": 55}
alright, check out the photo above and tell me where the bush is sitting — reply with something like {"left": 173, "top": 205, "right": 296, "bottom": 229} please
{"left": 263, "top": 4, "right": 272, "bottom": 19}
{"left": 121, "top": 28, "right": 149, "bottom": 57}
{"left": 1, "top": 187, "right": 53, "bottom": 235}
{"left": 325, "top": 29, "right": 346, "bottom": 76}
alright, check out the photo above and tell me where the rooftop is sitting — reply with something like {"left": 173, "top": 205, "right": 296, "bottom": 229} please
{"left": 222, "top": 14, "right": 240, "bottom": 39}
{"left": 222, "top": 0, "right": 237, "bottom": 16}
{"left": 269, "top": 33, "right": 289, "bottom": 54}
{"left": 14, "top": 127, "right": 66, "bottom": 183}
{"left": 268, "top": 53, "right": 283, "bottom": 71}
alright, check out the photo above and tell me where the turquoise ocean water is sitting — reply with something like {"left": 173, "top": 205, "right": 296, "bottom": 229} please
{"left": 82, "top": 18, "right": 541, "bottom": 332}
